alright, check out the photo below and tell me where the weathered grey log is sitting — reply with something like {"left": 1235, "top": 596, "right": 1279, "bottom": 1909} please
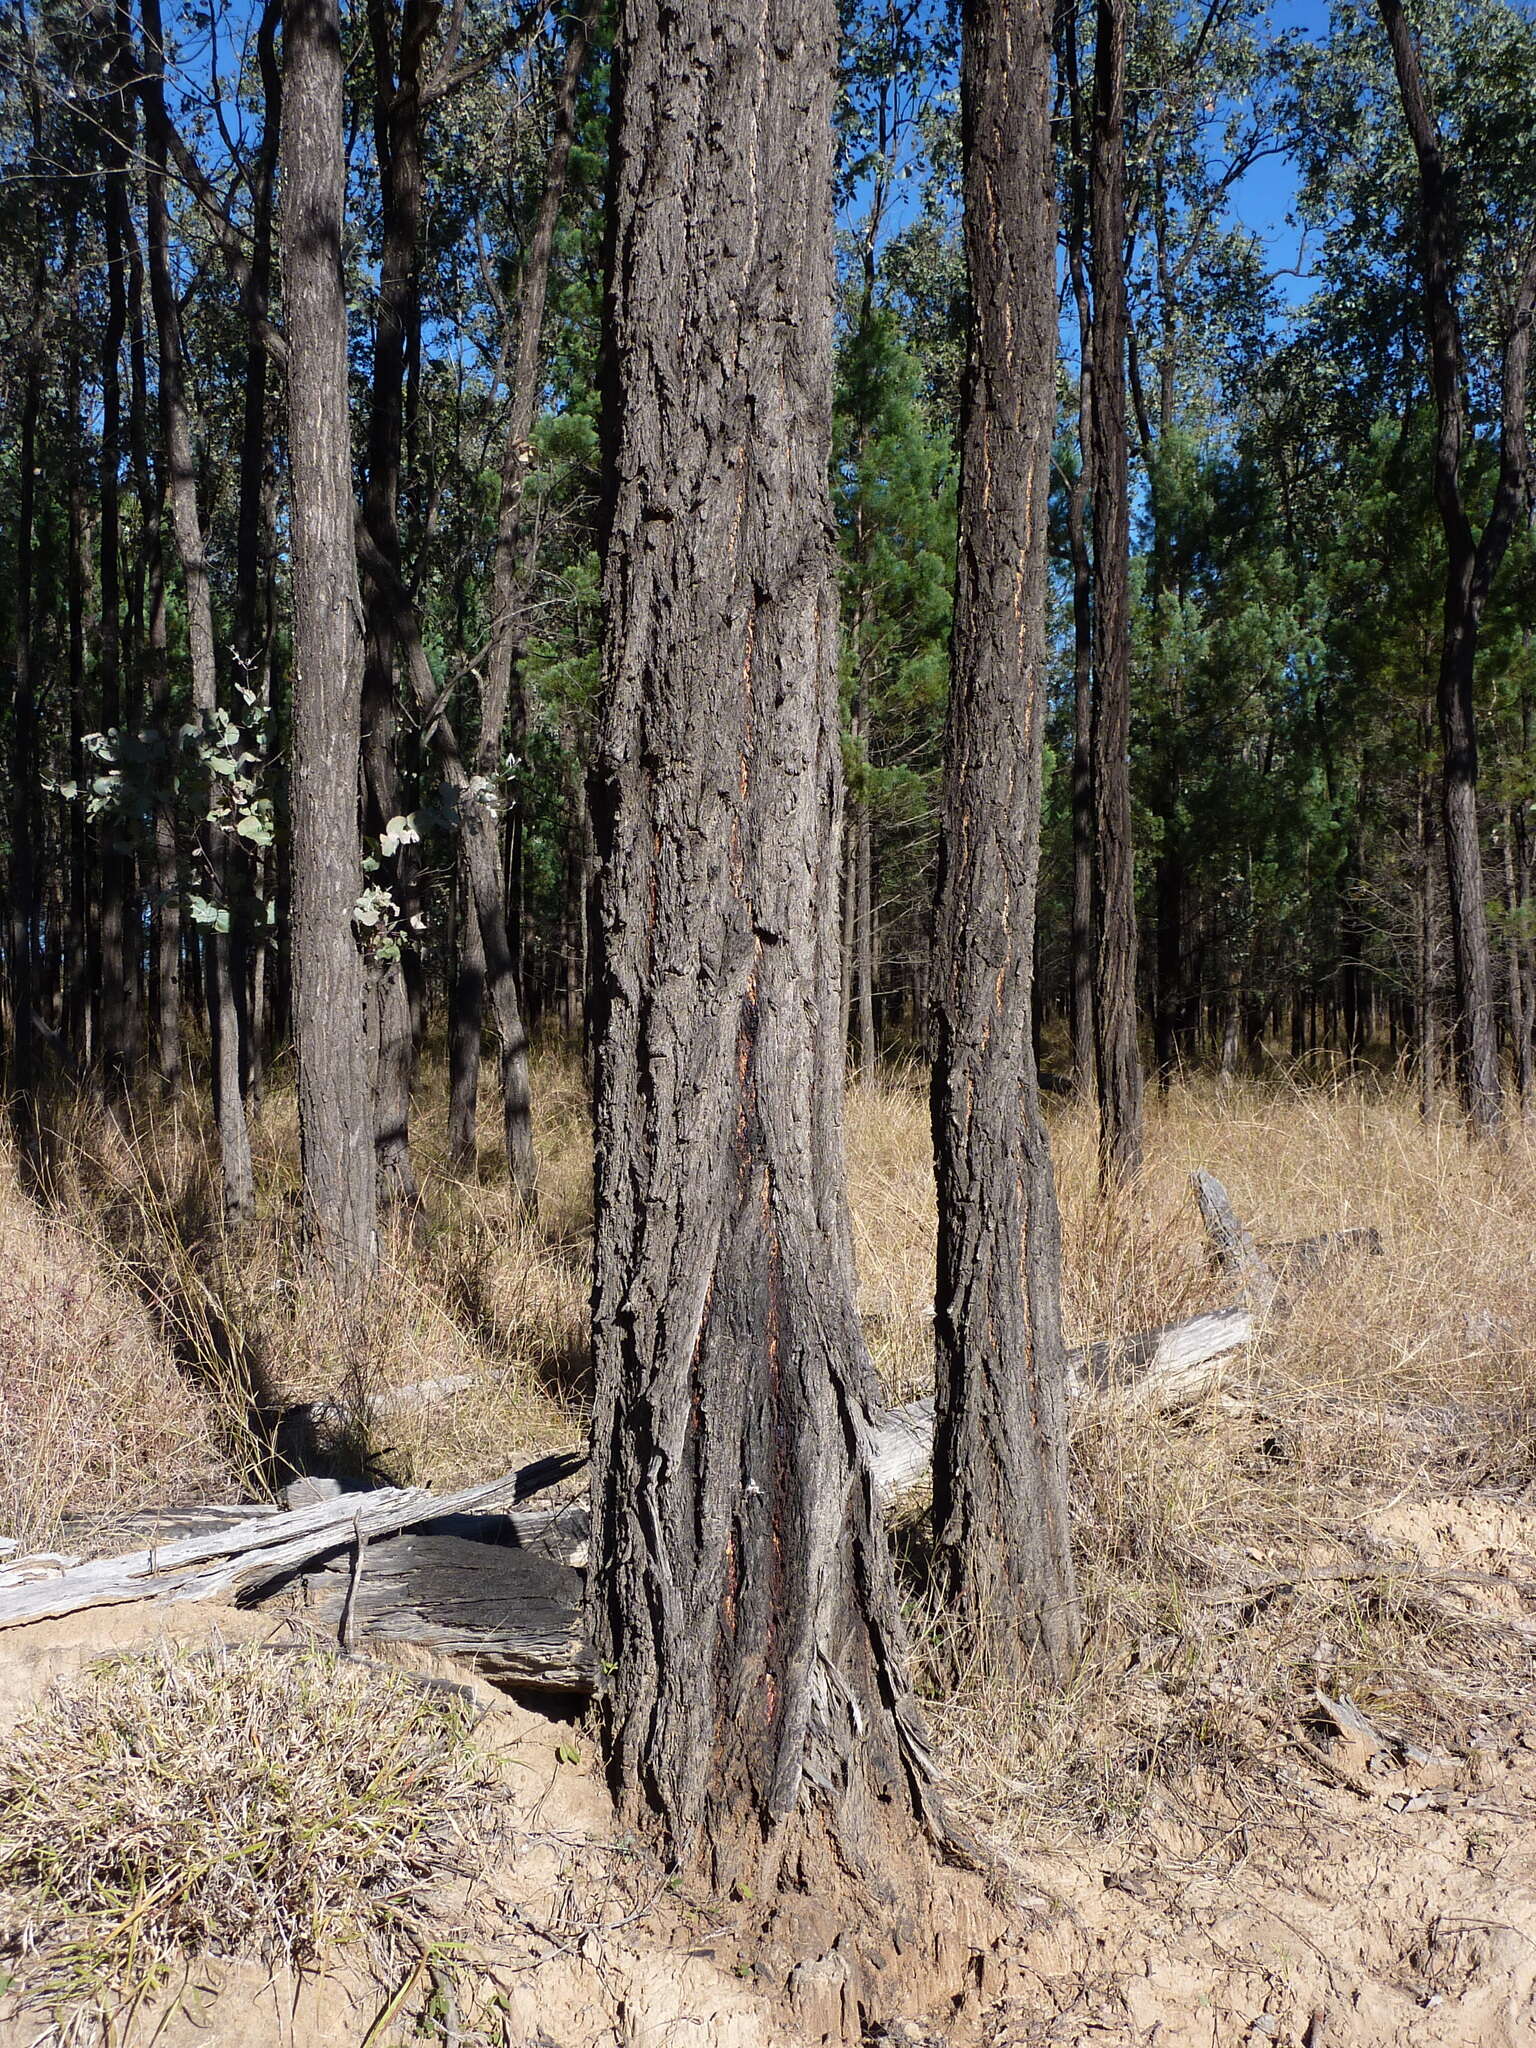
{"left": 1192, "top": 1168, "right": 1283, "bottom": 1314}
{"left": 867, "top": 1304, "right": 1254, "bottom": 1506}
{"left": 0, "top": 1469, "right": 554, "bottom": 1631}
{"left": 1260, "top": 1227, "right": 1383, "bottom": 1284}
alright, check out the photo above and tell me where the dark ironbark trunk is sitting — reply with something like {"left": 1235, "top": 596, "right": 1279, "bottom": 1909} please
{"left": 359, "top": 0, "right": 436, "bottom": 1211}
{"left": 282, "top": 0, "right": 378, "bottom": 1284}
{"left": 446, "top": 840, "right": 484, "bottom": 1175}
{"left": 589, "top": 0, "right": 946, "bottom": 1893}
{"left": 1378, "top": 0, "right": 1536, "bottom": 1136}
{"left": 142, "top": 0, "right": 255, "bottom": 1225}
{"left": 1088, "top": 0, "right": 1144, "bottom": 1185}
{"left": 7, "top": 279, "right": 43, "bottom": 1160}
{"left": 475, "top": 2, "right": 598, "bottom": 1142}
{"left": 97, "top": 7, "right": 137, "bottom": 1093}
{"left": 928, "top": 0, "right": 1080, "bottom": 1686}
{"left": 124, "top": 191, "right": 183, "bottom": 1100}
{"left": 1059, "top": 0, "right": 1095, "bottom": 1099}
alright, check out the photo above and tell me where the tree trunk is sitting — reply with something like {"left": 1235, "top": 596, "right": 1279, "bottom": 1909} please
{"left": 1377, "top": 0, "right": 1536, "bottom": 1136}
{"left": 475, "top": 1, "right": 598, "bottom": 1152}
{"left": 1088, "top": 0, "right": 1144, "bottom": 1185}
{"left": 447, "top": 840, "right": 484, "bottom": 1175}
{"left": 281, "top": 0, "right": 378, "bottom": 1285}
{"left": 142, "top": 0, "right": 255, "bottom": 1225}
{"left": 97, "top": 7, "right": 136, "bottom": 1095}
{"left": 123, "top": 191, "right": 183, "bottom": 1100}
{"left": 1059, "top": 0, "right": 1096, "bottom": 1099}
{"left": 588, "top": 0, "right": 946, "bottom": 1894}
{"left": 7, "top": 278, "right": 43, "bottom": 1161}
{"left": 358, "top": 0, "right": 437, "bottom": 1212}
{"left": 928, "top": 0, "right": 1079, "bottom": 1685}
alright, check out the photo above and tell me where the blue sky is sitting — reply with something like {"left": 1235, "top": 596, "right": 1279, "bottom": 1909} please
{"left": 1227, "top": 0, "right": 1334, "bottom": 304}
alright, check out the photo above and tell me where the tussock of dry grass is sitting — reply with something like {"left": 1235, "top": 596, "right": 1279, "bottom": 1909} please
{"left": 0, "top": 1150, "right": 231, "bottom": 1554}
{"left": 0, "top": 1641, "right": 494, "bottom": 2022}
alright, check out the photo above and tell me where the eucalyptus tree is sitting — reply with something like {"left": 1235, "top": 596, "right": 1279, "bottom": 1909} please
{"left": 589, "top": 0, "right": 947, "bottom": 1893}
{"left": 1088, "top": 0, "right": 1143, "bottom": 1182}
{"left": 929, "top": 0, "right": 1079, "bottom": 1681}
{"left": 282, "top": 0, "right": 377, "bottom": 1283}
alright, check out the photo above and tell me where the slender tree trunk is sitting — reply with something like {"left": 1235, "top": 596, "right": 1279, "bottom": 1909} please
{"left": 929, "top": 0, "right": 1079, "bottom": 1685}
{"left": 447, "top": 841, "right": 484, "bottom": 1175}
{"left": 1378, "top": 0, "right": 1536, "bottom": 1135}
{"left": 142, "top": 0, "right": 255, "bottom": 1223}
{"left": 1088, "top": 0, "right": 1144, "bottom": 1185}
{"left": 589, "top": 0, "right": 946, "bottom": 1897}
{"left": 1059, "top": 0, "right": 1095, "bottom": 1098}
{"left": 1417, "top": 736, "right": 1441, "bottom": 1118}
{"left": 355, "top": 523, "right": 538, "bottom": 1211}
{"left": 120, "top": 188, "right": 184, "bottom": 1099}
{"left": 475, "top": 1, "right": 598, "bottom": 1147}
{"left": 853, "top": 674, "right": 877, "bottom": 1073}
{"left": 359, "top": 0, "right": 437, "bottom": 1211}
{"left": 97, "top": 8, "right": 136, "bottom": 1093}
{"left": 282, "top": 0, "right": 378, "bottom": 1285}
{"left": 7, "top": 283, "right": 43, "bottom": 1160}
{"left": 65, "top": 294, "right": 92, "bottom": 1067}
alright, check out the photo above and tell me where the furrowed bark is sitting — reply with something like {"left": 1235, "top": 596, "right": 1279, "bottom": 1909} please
{"left": 281, "top": 0, "right": 378, "bottom": 1284}
{"left": 928, "top": 0, "right": 1080, "bottom": 1685}
{"left": 590, "top": 0, "right": 946, "bottom": 1894}
{"left": 97, "top": 4, "right": 136, "bottom": 1094}
{"left": 1377, "top": 0, "right": 1536, "bottom": 1137}
{"left": 478, "top": 2, "right": 597, "bottom": 1139}
{"left": 359, "top": 0, "right": 438, "bottom": 1212}
{"left": 1088, "top": 0, "right": 1145, "bottom": 1187}
{"left": 1059, "top": 0, "right": 1095, "bottom": 1099}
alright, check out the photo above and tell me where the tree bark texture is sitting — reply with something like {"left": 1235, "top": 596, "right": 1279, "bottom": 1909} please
{"left": 142, "top": 0, "right": 256, "bottom": 1226}
{"left": 1059, "top": 0, "right": 1095, "bottom": 1098}
{"left": 97, "top": 5, "right": 136, "bottom": 1093}
{"left": 360, "top": 0, "right": 436, "bottom": 1211}
{"left": 472, "top": 3, "right": 596, "bottom": 1177}
{"left": 281, "top": 0, "right": 378, "bottom": 1284}
{"left": 589, "top": 0, "right": 944, "bottom": 1892}
{"left": 1088, "top": 0, "right": 1145, "bottom": 1186}
{"left": 928, "top": 0, "right": 1080, "bottom": 1686}
{"left": 1378, "top": 0, "right": 1536, "bottom": 1137}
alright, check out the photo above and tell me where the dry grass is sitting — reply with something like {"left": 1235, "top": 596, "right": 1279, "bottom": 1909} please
{"left": 0, "top": 1640, "right": 495, "bottom": 2027}
{"left": 6, "top": 1043, "right": 1536, "bottom": 1870}
{"left": 0, "top": 1148, "right": 233, "bottom": 1555}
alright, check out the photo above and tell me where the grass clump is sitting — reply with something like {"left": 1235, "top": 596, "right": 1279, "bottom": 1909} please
{"left": 0, "top": 1641, "right": 495, "bottom": 2025}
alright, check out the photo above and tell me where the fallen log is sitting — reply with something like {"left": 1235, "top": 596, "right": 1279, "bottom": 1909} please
{"left": 0, "top": 1469, "right": 577, "bottom": 1632}
{"left": 867, "top": 1304, "right": 1254, "bottom": 1506}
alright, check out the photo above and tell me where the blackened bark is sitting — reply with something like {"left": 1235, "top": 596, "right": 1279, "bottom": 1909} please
{"left": 446, "top": 841, "right": 484, "bottom": 1175}
{"left": 142, "top": 0, "right": 255, "bottom": 1225}
{"left": 476, "top": 4, "right": 595, "bottom": 1174}
{"left": 929, "top": 0, "right": 1080, "bottom": 1685}
{"left": 282, "top": 0, "right": 378, "bottom": 1284}
{"left": 589, "top": 0, "right": 945, "bottom": 1890}
{"left": 1088, "top": 0, "right": 1144, "bottom": 1184}
{"left": 360, "top": 0, "right": 436, "bottom": 1211}
{"left": 124, "top": 189, "right": 183, "bottom": 1099}
{"left": 7, "top": 284, "right": 43, "bottom": 1159}
{"left": 1378, "top": 0, "right": 1536, "bottom": 1136}
{"left": 1059, "top": 0, "right": 1095, "bottom": 1098}
{"left": 98, "top": 10, "right": 136, "bottom": 1092}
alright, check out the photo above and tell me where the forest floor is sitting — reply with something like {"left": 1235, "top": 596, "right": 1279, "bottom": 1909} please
{"left": 1, "top": 1048, "right": 1535, "bottom": 2046}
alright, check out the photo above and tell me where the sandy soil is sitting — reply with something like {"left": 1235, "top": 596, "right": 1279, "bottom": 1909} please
{"left": 1, "top": 1482, "right": 1534, "bottom": 2047}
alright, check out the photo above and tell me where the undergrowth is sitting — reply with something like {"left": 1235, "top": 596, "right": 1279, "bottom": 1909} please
{"left": 0, "top": 1641, "right": 496, "bottom": 2034}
